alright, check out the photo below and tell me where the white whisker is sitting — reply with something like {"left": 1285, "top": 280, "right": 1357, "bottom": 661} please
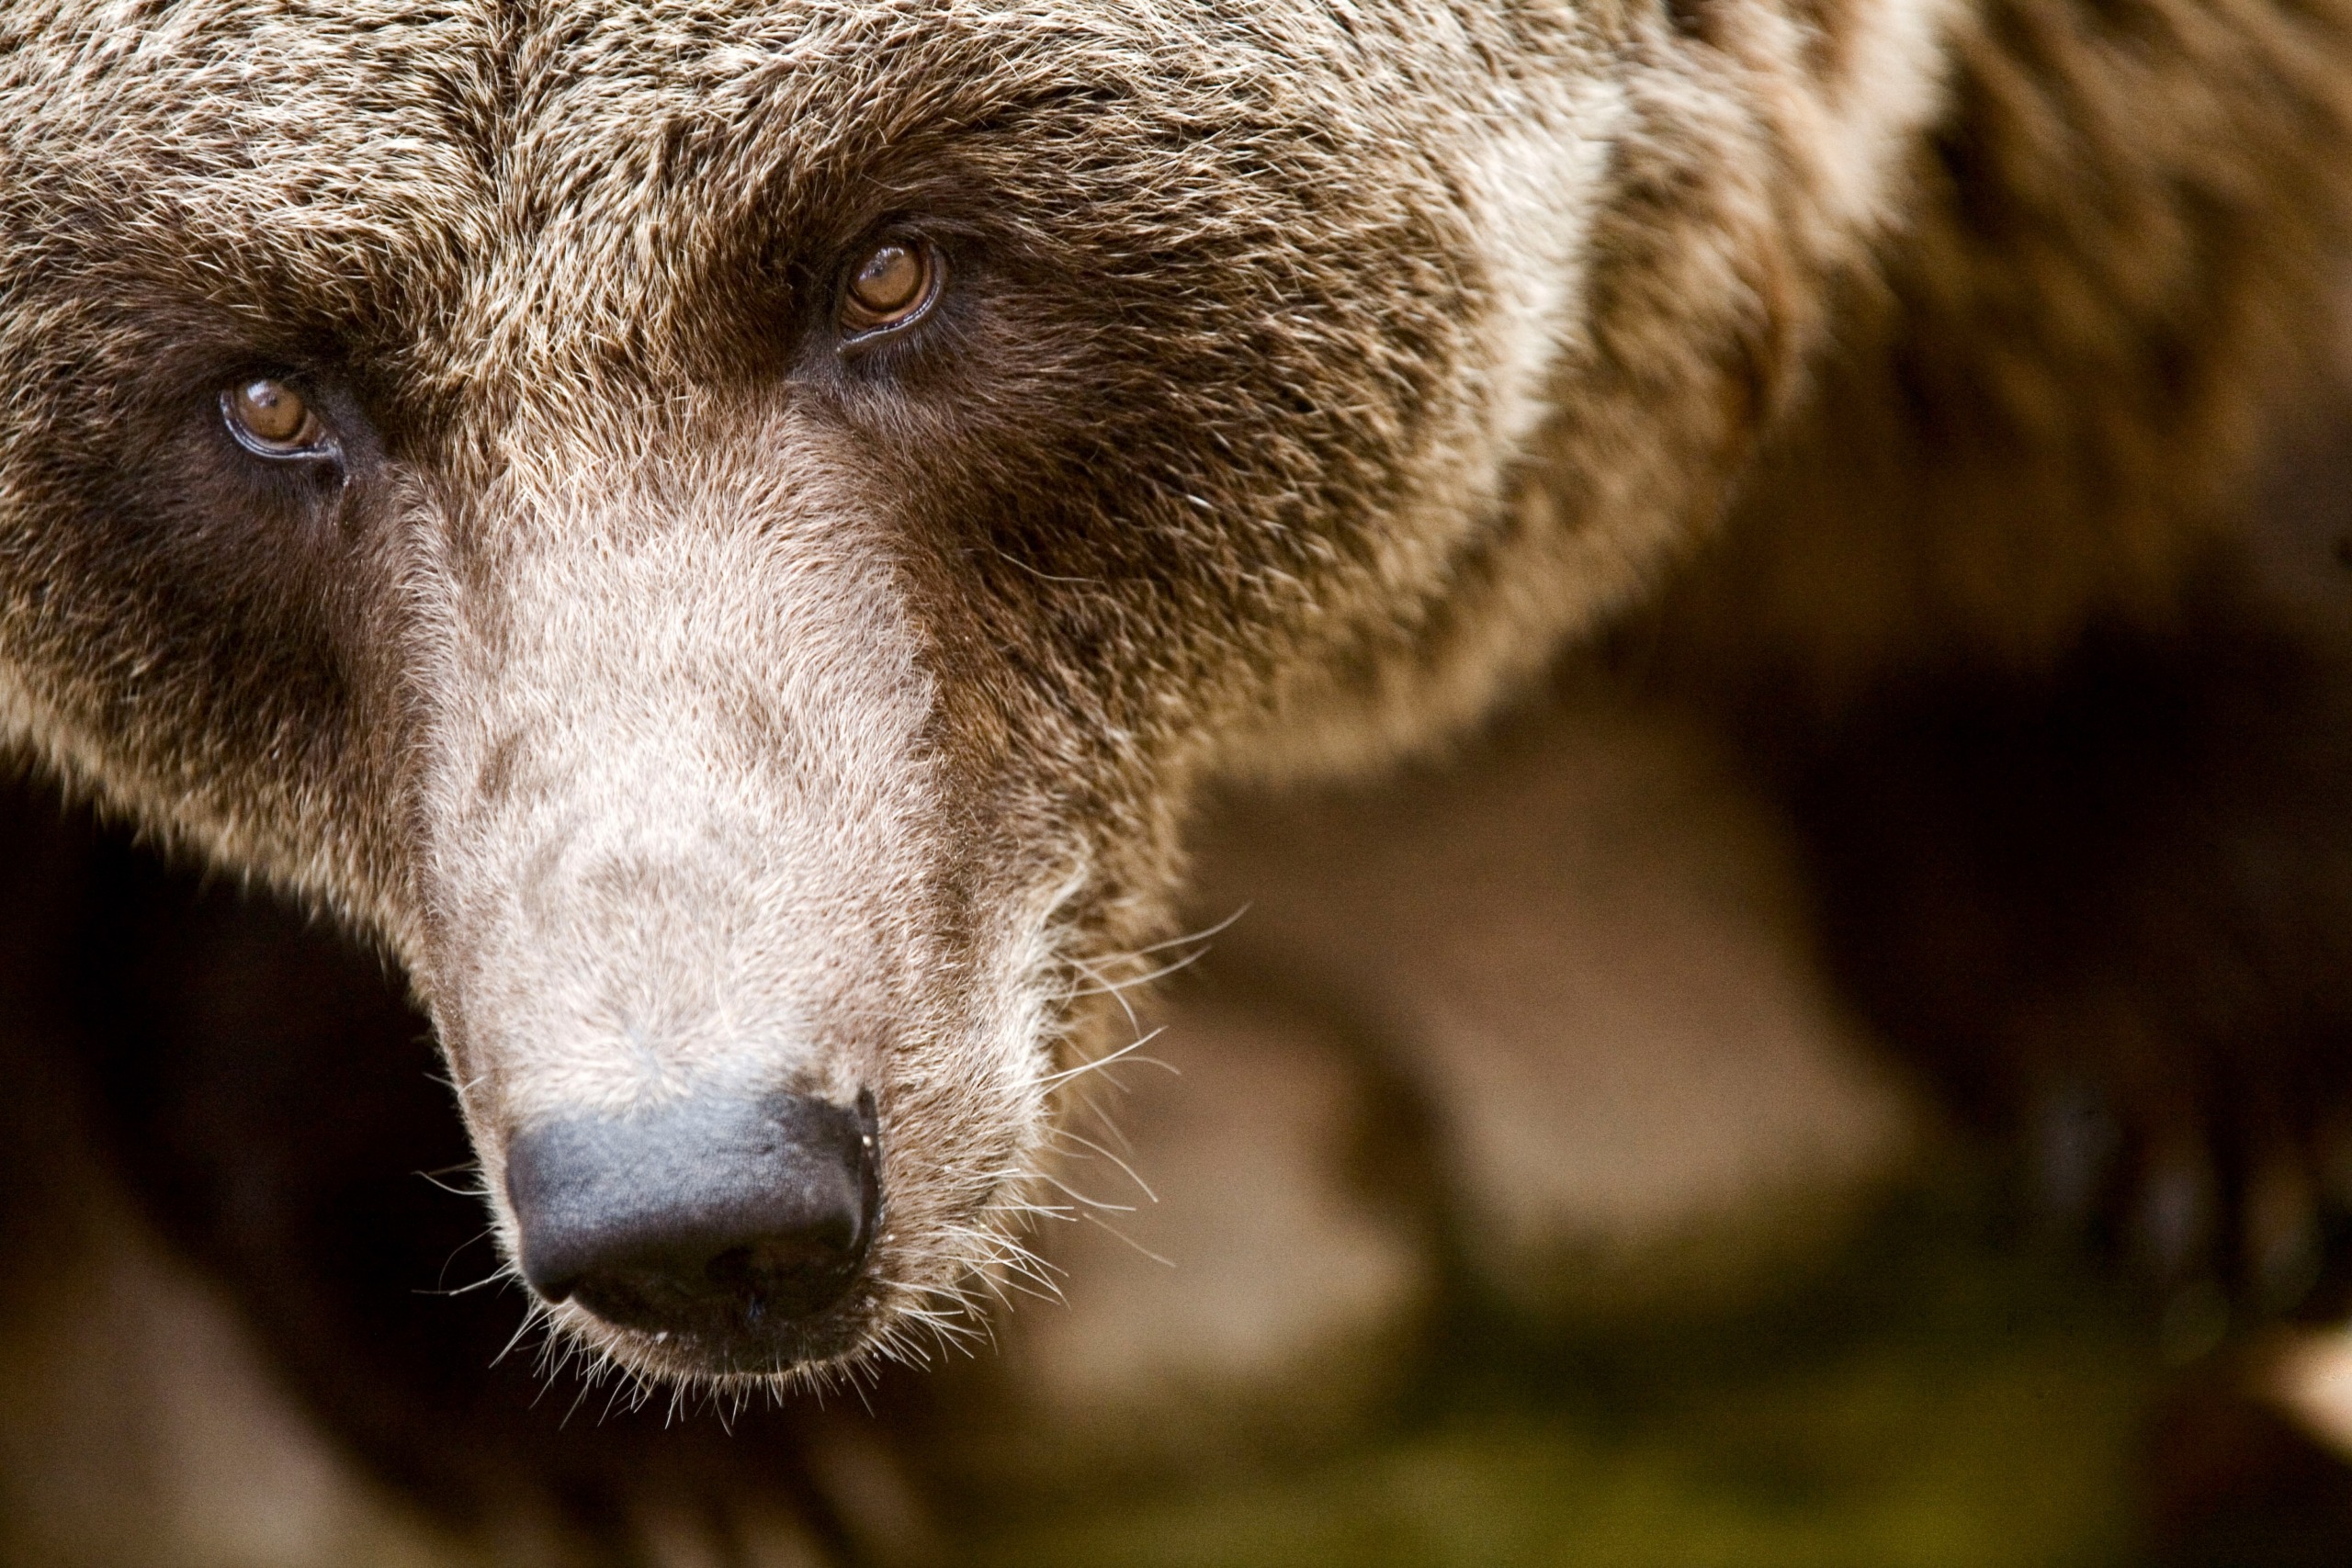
{"left": 1036, "top": 1025, "right": 1168, "bottom": 1089}
{"left": 1053, "top": 1127, "right": 1159, "bottom": 1203}
{"left": 1081, "top": 1213, "right": 1176, "bottom": 1269}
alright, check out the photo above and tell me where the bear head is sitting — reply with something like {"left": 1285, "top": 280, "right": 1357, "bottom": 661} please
{"left": 0, "top": 0, "right": 1941, "bottom": 1382}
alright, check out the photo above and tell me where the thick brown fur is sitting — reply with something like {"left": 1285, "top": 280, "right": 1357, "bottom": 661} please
{"left": 1657, "top": 0, "right": 2352, "bottom": 702}
{"left": 3, "top": 0, "right": 2350, "bottom": 1389}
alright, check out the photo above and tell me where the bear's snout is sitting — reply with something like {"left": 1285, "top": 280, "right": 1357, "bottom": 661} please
{"left": 504, "top": 1089, "right": 881, "bottom": 1359}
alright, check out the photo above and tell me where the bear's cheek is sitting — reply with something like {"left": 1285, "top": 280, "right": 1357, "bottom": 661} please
{"left": 781, "top": 249, "right": 1451, "bottom": 740}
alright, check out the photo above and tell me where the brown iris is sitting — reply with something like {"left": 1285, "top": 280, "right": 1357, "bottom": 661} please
{"left": 221, "top": 378, "right": 326, "bottom": 456}
{"left": 841, "top": 240, "right": 938, "bottom": 333}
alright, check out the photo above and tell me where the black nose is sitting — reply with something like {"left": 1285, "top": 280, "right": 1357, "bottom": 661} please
{"left": 505, "top": 1089, "right": 879, "bottom": 1336}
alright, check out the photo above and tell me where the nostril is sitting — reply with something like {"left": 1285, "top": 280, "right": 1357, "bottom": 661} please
{"left": 701, "top": 1229, "right": 866, "bottom": 1320}
{"left": 706, "top": 1245, "right": 758, "bottom": 1292}
{"left": 505, "top": 1089, "right": 881, "bottom": 1337}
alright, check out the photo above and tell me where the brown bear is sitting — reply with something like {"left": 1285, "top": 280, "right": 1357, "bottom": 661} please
{"left": 4, "top": 0, "right": 2351, "bottom": 1427}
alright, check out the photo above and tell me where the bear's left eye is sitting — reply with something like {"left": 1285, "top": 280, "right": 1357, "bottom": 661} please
{"left": 220, "top": 378, "right": 334, "bottom": 459}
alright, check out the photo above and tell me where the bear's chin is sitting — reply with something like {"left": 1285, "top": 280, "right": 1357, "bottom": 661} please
{"left": 544, "top": 1292, "right": 892, "bottom": 1386}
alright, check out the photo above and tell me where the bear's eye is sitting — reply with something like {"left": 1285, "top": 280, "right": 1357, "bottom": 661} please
{"left": 839, "top": 239, "right": 941, "bottom": 337}
{"left": 220, "top": 378, "right": 331, "bottom": 458}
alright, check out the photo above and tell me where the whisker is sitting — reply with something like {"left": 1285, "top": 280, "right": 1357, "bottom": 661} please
{"left": 414, "top": 1163, "right": 485, "bottom": 1197}
{"left": 490, "top": 1298, "right": 548, "bottom": 1370}
{"left": 1064, "top": 942, "right": 1214, "bottom": 999}
{"left": 1036, "top": 1025, "right": 1168, "bottom": 1089}
{"left": 1082, "top": 1212, "right": 1177, "bottom": 1269}
{"left": 1125, "top": 903, "right": 1250, "bottom": 958}
{"left": 426, "top": 1224, "right": 503, "bottom": 1293}
{"left": 1038, "top": 1172, "right": 1137, "bottom": 1213}
{"left": 1065, "top": 953, "right": 1147, "bottom": 1036}
{"left": 1054, "top": 1127, "right": 1159, "bottom": 1203}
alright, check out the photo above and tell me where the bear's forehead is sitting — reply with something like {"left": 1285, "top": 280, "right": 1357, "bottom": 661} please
{"left": 8, "top": 0, "right": 1215, "bottom": 189}
{"left": 3, "top": 0, "right": 1340, "bottom": 388}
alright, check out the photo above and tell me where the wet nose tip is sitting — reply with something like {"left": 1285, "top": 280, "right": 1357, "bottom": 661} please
{"left": 505, "top": 1089, "right": 879, "bottom": 1332}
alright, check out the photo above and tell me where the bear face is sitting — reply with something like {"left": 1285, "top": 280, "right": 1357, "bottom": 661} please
{"left": 0, "top": 0, "right": 1962, "bottom": 1382}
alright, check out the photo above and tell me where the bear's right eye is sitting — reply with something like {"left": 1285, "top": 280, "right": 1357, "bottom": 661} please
{"left": 838, "top": 237, "right": 943, "bottom": 342}
{"left": 220, "top": 378, "right": 334, "bottom": 459}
